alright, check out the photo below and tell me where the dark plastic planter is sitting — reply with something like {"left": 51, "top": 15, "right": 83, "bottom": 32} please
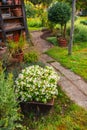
{"left": 20, "top": 98, "right": 54, "bottom": 115}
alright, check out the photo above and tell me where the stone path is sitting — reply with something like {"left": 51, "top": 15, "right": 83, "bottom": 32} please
{"left": 31, "top": 31, "right": 87, "bottom": 110}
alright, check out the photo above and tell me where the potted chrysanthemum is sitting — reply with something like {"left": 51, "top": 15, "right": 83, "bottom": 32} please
{"left": 15, "top": 65, "right": 60, "bottom": 113}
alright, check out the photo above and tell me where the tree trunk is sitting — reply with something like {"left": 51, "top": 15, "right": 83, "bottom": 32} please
{"left": 68, "top": 0, "right": 76, "bottom": 55}
{"left": 63, "top": 23, "right": 66, "bottom": 38}
{"left": 61, "top": 24, "right": 63, "bottom": 37}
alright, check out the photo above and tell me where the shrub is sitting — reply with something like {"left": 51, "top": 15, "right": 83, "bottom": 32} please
{"left": 74, "top": 27, "right": 87, "bottom": 42}
{"left": 15, "top": 65, "right": 60, "bottom": 103}
{"left": 80, "top": 20, "right": 87, "bottom": 25}
{"left": 24, "top": 51, "right": 39, "bottom": 63}
{"left": 25, "top": 2, "right": 36, "bottom": 18}
{"left": 27, "top": 18, "right": 42, "bottom": 27}
{"left": 82, "top": 9, "right": 87, "bottom": 16}
{"left": 67, "top": 24, "right": 87, "bottom": 42}
{"left": 0, "top": 71, "right": 21, "bottom": 129}
{"left": 48, "top": 2, "right": 71, "bottom": 37}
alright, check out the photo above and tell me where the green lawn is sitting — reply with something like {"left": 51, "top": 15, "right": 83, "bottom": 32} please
{"left": 22, "top": 86, "right": 87, "bottom": 130}
{"left": 46, "top": 37, "right": 87, "bottom": 81}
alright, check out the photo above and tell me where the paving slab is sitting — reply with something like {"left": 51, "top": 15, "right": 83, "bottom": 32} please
{"left": 51, "top": 62, "right": 81, "bottom": 81}
{"left": 58, "top": 77, "right": 87, "bottom": 109}
{"left": 73, "top": 80, "right": 87, "bottom": 96}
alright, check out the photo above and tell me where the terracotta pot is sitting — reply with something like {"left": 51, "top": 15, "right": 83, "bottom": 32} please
{"left": 7, "top": 0, "right": 12, "bottom": 5}
{"left": 13, "top": 33, "right": 19, "bottom": 42}
{"left": 13, "top": 8, "right": 22, "bottom": 17}
{"left": 58, "top": 37, "right": 67, "bottom": 47}
{"left": 13, "top": 51, "right": 24, "bottom": 62}
{"left": 15, "top": 0, "right": 20, "bottom": 5}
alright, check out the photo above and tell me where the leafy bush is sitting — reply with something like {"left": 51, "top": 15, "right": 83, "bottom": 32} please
{"left": 67, "top": 24, "right": 87, "bottom": 42}
{"left": 0, "top": 71, "right": 21, "bottom": 129}
{"left": 82, "top": 9, "right": 87, "bottom": 16}
{"left": 74, "top": 27, "right": 87, "bottom": 42}
{"left": 24, "top": 51, "right": 39, "bottom": 63}
{"left": 25, "top": 2, "right": 36, "bottom": 18}
{"left": 48, "top": 2, "right": 71, "bottom": 37}
{"left": 40, "top": 10, "right": 48, "bottom": 27}
{"left": 27, "top": 18, "right": 42, "bottom": 27}
{"left": 15, "top": 65, "right": 60, "bottom": 103}
{"left": 80, "top": 20, "right": 87, "bottom": 25}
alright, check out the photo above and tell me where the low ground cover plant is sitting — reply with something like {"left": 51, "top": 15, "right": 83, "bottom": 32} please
{"left": 15, "top": 65, "right": 60, "bottom": 103}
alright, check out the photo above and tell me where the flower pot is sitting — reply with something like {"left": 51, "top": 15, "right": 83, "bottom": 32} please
{"left": 58, "top": 37, "right": 67, "bottom": 47}
{"left": 15, "top": 0, "right": 21, "bottom": 5}
{"left": 20, "top": 98, "right": 54, "bottom": 115}
{"left": 7, "top": 0, "right": 12, "bottom": 5}
{"left": 13, "top": 8, "right": 22, "bottom": 17}
{"left": 13, "top": 51, "right": 24, "bottom": 62}
{"left": 13, "top": 33, "right": 19, "bottom": 42}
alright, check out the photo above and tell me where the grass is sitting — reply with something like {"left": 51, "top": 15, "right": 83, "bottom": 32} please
{"left": 22, "top": 86, "right": 87, "bottom": 130}
{"left": 46, "top": 37, "right": 87, "bottom": 81}
{"left": 46, "top": 17, "right": 87, "bottom": 81}
{"left": 46, "top": 37, "right": 58, "bottom": 46}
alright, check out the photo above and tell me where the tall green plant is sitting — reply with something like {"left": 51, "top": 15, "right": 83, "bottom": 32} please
{"left": 0, "top": 70, "right": 21, "bottom": 130}
{"left": 48, "top": 2, "right": 71, "bottom": 37}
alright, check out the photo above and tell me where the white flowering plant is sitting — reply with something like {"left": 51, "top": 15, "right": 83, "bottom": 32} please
{"left": 15, "top": 65, "right": 60, "bottom": 103}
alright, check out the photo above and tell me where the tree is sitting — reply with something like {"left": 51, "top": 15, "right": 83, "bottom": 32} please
{"left": 68, "top": 0, "right": 76, "bottom": 55}
{"left": 48, "top": 2, "right": 71, "bottom": 38}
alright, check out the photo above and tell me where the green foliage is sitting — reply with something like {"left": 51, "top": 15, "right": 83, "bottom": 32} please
{"left": 46, "top": 37, "right": 58, "bottom": 46}
{"left": 67, "top": 24, "right": 87, "bottom": 42}
{"left": 24, "top": 51, "right": 39, "bottom": 63}
{"left": 25, "top": 2, "right": 36, "bottom": 18}
{"left": 27, "top": 18, "right": 42, "bottom": 28}
{"left": 74, "top": 27, "right": 87, "bottom": 42}
{"left": 21, "top": 87, "right": 87, "bottom": 130}
{"left": 46, "top": 43, "right": 87, "bottom": 81}
{"left": 80, "top": 20, "right": 87, "bottom": 25}
{"left": 40, "top": 10, "right": 48, "bottom": 27}
{"left": 82, "top": 9, "right": 87, "bottom": 16}
{"left": 29, "top": 0, "right": 53, "bottom": 5}
{"left": 48, "top": 1, "right": 71, "bottom": 37}
{"left": 0, "top": 71, "right": 21, "bottom": 130}
{"left": 7, "top": 35, "right": 26, "bottom": 56}
{"left": 48, "top": 2, "right": 71, "bottom": 25}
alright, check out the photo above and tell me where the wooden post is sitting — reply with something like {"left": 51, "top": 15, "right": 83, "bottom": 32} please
{"left": 21, "top": 0, "right": 31, "bottom": 44}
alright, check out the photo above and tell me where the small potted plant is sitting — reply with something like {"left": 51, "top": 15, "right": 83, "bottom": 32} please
{"left": 48, "top": 2, "right": 71, "bottom": 47}
{"left": 7, "top": 35, "right": 25, "bottom": 62}
{"left": 15, "top": 65, "right": 60, "bottom": 113}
